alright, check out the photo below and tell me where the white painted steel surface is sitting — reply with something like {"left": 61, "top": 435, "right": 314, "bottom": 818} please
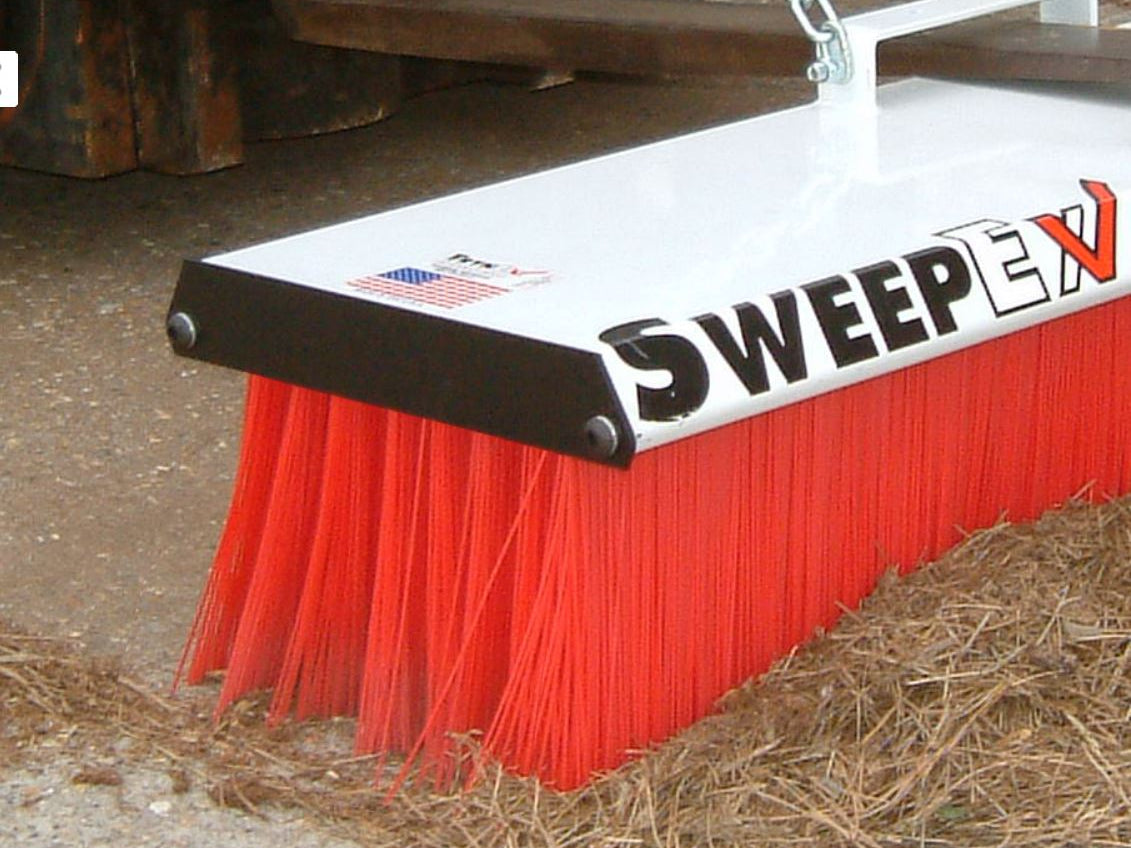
{"left": 206, "top": 78, "right": 1131, "bottom": 454}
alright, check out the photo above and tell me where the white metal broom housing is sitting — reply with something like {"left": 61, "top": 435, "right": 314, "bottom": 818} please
{"left": 168, "top": 0, "right": 1125, "bottom": 466}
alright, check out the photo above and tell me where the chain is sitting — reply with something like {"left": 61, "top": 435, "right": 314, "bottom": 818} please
{"left": 789, "top": 0, "right": 852, "bottom": 83}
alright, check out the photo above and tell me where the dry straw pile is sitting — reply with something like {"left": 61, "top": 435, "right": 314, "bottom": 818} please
{"left": 3, "top": 494, "right": 1131, "bottom": 846}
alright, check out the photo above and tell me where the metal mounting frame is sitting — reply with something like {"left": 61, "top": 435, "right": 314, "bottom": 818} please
{"left": 811, "top": 0, "right": 1098, "bottom": 106}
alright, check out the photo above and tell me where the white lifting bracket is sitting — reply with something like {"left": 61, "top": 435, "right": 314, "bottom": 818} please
{"left": 791, "top": 0, "right": 1099, "bottom": 106}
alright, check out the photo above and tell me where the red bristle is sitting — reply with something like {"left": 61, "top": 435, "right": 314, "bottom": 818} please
{"left": 213, "top": 387, "right": 331, "bottom": 715}
{"left": 175, "top": 376, "right": 293, "bottom": 688}
{"left": 419, "top": 418, "right": 473, "bottom": 743}
{"left": 405, "top": 441, "right": 549, "bottom": 788}
{"left": 268, "top": 397, "right": 386, "bottom": 722}
{"left": 354, "top": 411, "right": 432, "bottom": 754}
{"left": 436, "top": 434, "right": 523, "bottom": 737}
{"left": 184, "top": 296, "right": 1131, "bottom": 790}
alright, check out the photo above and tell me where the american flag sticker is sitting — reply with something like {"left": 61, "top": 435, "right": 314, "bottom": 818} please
{"left": 347, "top": 267, "right": 509, "bottom": 309}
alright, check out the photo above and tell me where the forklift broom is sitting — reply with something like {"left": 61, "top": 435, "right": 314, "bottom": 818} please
{"left": 167, "top": 0, "right": 1131, "bottom": 790}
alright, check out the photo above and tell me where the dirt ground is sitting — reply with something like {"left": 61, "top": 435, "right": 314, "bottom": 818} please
{"left": 0, "top": 72, "right": 810, "bottom": 847}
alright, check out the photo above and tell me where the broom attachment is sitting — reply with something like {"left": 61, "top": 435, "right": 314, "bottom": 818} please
{"left": 168, "top": 0, "right": 1130, "bottom": 790}
{"left": 178, "top": 305, "right": 1131, "bottom": 789}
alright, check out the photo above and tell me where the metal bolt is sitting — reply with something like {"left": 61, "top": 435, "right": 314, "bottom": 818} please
{"left": 806, "top": 61, "right": 830, "bottom": 83}
{"left": 166, "top": 311, "right": 198, "bottom": 350}
{"left": 583, "top": 415, "right": 620, "bottom": 460}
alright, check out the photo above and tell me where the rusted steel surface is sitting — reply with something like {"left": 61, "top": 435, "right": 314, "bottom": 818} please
{"left": 0, "top": 0, "right": 409, "bottom": 177}
{"left": 885, "top": 19, "right": 1131, "bottom": 82}
{"left": 127, "top": 0, "right": 244, "bottom": 175}
{"left": 6, "top": 0, "right": 1131, "bottom": 177}
{"left": 272, "top": 0, "right": 814, "bottom": 77}
{"left": 232, "top": 0, "right": 405, "bottom": 141}
{"left": 0, "top": 0, "right": 137, "bottom": 178}
{"left": 0, "top": 0, "right": 239, "bottom": 177}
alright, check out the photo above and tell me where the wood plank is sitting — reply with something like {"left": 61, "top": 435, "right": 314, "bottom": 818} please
{"left": 274, "top": 0, "right": 1131, "bottom": 83}
{"left": 885, "top": 19, "right": 1131, "bottom": 83}
{"left": 272, "top": 0, "right": 813, "bottom": 77}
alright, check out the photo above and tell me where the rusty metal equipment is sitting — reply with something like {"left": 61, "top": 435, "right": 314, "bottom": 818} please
{"left": 4, "top": 0, "right": 1131, "bottom": 176}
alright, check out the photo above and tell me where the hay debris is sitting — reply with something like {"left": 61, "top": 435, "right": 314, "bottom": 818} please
{"left": 3, "top": 495, "right": 1131, "bottom": 846}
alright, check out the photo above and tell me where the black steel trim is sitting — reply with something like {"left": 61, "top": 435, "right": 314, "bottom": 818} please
{"left": 166, "top": 260, "right": 636, "bottom": 467}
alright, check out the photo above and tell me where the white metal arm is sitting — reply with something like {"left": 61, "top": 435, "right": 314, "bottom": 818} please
{"left": 797, "top": 0, "right": 1098, "bottom": 107}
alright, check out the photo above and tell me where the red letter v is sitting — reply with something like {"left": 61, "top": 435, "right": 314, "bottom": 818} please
{"left": 1033, "top": 179, "right": 1117, "bottom": 283}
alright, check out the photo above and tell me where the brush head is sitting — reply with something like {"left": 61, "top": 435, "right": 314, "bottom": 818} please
{"left": 167, "top": 78, "right": 1131, "bottom": 464}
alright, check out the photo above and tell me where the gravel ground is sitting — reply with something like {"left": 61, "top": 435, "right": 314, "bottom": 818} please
{"left": 0, "top": 763, "right": 353, "bottom": 848}
{"left": 0, "top": 72, "right": 807, "bottom": 847}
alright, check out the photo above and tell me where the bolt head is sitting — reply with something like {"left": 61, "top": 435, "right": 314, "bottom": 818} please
{"left": 583, "top": 415, "right": 620, "bottom": 460}
{"left": 806, "top": 61, "right": 830, "bottom": 83}
{"left": 166, "top": 311, "right": 198, "bottom": 350}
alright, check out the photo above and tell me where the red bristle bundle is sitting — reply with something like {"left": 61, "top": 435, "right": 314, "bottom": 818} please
{"left": 216, "top": 388, "right": 331, "bottom": 712}
{"left": 181, "top": 297, "right": 1131, "bottom": 789}
{"left": 176, "top": 375, "right": 293, "bottom": 686}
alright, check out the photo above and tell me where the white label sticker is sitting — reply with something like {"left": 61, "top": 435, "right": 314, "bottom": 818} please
{"left": 343, "top": 252, "right": 553, "bottom": 311}
{"left": 0, "top": 52, "right": 17, "bottom": 108}
{"left": 430, "top": 252, "right": 552, "bottom": 288}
